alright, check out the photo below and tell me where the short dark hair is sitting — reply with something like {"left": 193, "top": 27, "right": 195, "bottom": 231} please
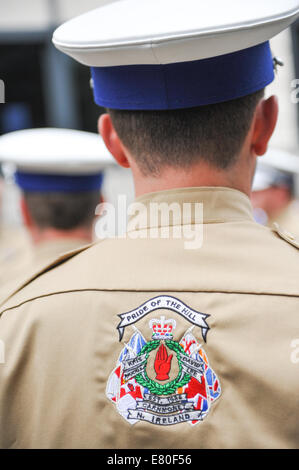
{"left": 108, "top": 89, "right": 265, "bottom": 176}
{"left": 23, "top": 191, "right": 100, "bottom": 230}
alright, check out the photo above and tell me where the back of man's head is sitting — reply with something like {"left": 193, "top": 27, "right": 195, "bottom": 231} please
{"left": 108, "top": 89, "right": 265, "bottom": 176}
{"left": 22, "top": 190, "right": 100, "bottom": 232}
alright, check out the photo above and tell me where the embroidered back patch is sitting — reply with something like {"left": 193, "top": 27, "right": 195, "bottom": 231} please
{"left": 106, "top": 296, "right": 221, "bottom": 427}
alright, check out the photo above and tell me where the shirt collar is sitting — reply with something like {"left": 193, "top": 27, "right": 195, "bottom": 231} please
{"left": 127, "top": 186, "right": 254, "bottom": 231}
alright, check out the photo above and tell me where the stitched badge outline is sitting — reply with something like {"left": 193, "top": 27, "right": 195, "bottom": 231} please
{"left": 107, "top": 298, "right": 221, "bottom": 427}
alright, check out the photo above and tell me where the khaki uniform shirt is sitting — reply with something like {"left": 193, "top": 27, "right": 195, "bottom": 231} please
{"left": 0, "top": 226, "right": 31, "bottom": 293}
{"left": 29, "top": 238, "right": 90, "bottom": 272}
{"left": 0, "top": 187, "right": 299, "bottom": 449}
{"left": 269, "top": 200, "right": 299, "bottom": 238}
{"left": 0, "top": 238, "right": 89, "bottom": 304}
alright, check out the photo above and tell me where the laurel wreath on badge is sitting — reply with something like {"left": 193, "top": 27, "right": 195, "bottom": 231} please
{"left": 135, "top": 340, "right": 191, "bottom": 395}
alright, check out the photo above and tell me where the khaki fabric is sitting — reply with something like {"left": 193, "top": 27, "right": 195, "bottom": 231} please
{"left": 30, "top": 238, "right": 89, "bottom": 270}
{"left": 0, "top": 187, "right": 299, "bottom": 449}
{"left": 268, "top": 200, "right": 299, "bottom": 238}
{"left": 0, "top": 226, "right": 31, "bottom": 293}
{"left": 0, "top": 238, "right": 89, "bottom": 304}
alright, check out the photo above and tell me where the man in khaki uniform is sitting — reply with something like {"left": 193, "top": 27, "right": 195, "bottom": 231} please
{"left": 0, "top": 175, "right": 32, "bottom": 288}
{"left": 0, "top": 128, "right": 114, "bottom": 300}
{"left": 0, "top": 0, "right": 299, "bottom": 449}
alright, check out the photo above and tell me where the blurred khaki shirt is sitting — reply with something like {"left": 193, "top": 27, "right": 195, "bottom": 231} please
{"left": 0, "top": 225, "right": 31, "bottom": 290}
{"left": 0, "top": 187, "right": 298, "bottom": 449}
{"left": 269, "top": 200, "right": 299, "bottom": 238}
{"left": 0, "top": 237, "right": 89, "bottom": 303}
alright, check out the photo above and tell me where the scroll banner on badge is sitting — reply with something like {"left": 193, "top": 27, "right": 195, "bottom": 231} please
{"left": 127, "top": 409, "right": 203, "bottom": 426}
{"left": 136, "top": 393, "right": 194, "bottom": 414}
{"left": 117, "top": 295, "right": 210, "bottom": 342}
{"left": 122, "top": 354, "right": 147, "bottom": 381}
{"left": 180, "top": 355, "right": 204, "bottom": 381}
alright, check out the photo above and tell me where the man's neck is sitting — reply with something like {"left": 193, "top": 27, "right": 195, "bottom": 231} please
{"left": 30, "top": 226, "right": 93, "bottom": 245}
{"left": 132, "top": 158, "right": 254, "bottom": 199}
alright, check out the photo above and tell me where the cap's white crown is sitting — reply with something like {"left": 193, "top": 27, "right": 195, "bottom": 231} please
{"left": 53, "top": 0, "right": 299, "bottom": 67}
{"left": 0, "top": 128, "right": 115, "bottom": 175}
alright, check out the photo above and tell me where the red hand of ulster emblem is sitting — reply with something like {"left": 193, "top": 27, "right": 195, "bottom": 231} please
{"left": 154, "top": 344, "right": 173, "bottom": 381}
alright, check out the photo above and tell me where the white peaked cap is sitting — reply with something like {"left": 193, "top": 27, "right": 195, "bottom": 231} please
{"left": 53, "top": 0, "right": 299, "bottom": 67}
{"left": 0, "top": 128, "right": 115, "bottom": 175}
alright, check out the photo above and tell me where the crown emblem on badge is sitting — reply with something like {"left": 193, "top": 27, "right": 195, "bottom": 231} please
{"left": 149, "top": 316, "right": 176, "bottom": 340}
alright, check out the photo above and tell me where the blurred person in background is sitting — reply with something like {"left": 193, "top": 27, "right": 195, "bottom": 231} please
{"left": 0, "top": 127, "right": 114, "bottom": 299}
{"left": 0, "top": 169, "right": 31, "bottom": 289}
{"left": 252, "top": 148, "right": 299, "bottom": 236}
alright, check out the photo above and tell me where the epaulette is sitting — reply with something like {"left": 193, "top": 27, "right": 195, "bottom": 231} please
{"left": 272, "top": 222, "right": 299, "bottom": 249}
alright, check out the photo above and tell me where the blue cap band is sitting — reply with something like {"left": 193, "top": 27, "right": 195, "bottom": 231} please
{"left": 15, "top": 172, "right": 104, "bottom": 192}
{"left": 91, "top": 41, "right": 274, "bottom": 110}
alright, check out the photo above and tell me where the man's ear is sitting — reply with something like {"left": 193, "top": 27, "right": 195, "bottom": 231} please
{"left": 98, "top": 113, "right": 130, "bottom": 168}
{"left": 20, "top": 196, "right": 33, "bottom": 228}
{"left": 251, "top": 95, "right": 279, "bottom": 156}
